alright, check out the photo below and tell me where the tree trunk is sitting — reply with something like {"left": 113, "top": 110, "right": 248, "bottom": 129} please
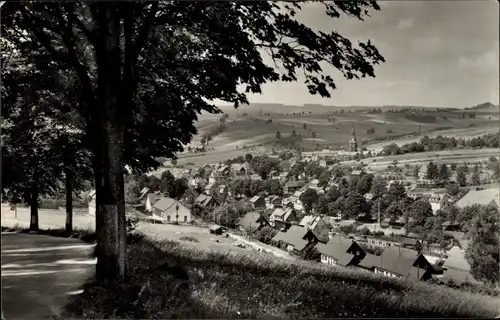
{"left": 29, "top": 178, "right": 39, "bottom": 232}
{"left": 92, "top": 4, "right": 127, "bottom": 282}
{"left": 64, "top": 165, "right": 73, "bottom": 234}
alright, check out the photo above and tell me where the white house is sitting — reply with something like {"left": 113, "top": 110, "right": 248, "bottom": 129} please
{"left": 145, "top": 193, "right": 162, "bottom": 213}
{"left": 153, "top": 197, "right": 192, "bottom": 224}
{"left": 428, "top": 193, "right": 447, "bottom": 215}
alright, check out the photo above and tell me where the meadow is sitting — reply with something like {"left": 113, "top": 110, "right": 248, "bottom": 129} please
{"left": 62, "top": 234, "right": 500, "bottom": 319}
{"left": 181, "top": 106, "right": 499, "bottom": 165}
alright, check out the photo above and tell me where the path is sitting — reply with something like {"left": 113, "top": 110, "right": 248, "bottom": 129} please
{"left": 1, "top": 233, "right": 96, "bottom": 319}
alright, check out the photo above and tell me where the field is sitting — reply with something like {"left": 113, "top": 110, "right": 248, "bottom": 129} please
{"left": 178, "top": 105, "right": 499, "bottom": 165}
{"left": 341, "top": 147, "right": 500, "bottom": 171}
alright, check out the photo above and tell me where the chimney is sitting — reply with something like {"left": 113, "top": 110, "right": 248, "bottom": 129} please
{"left": 328, "top": 229, "right": 334, "bottom": 240}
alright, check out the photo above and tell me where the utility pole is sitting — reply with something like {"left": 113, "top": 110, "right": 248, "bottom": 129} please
{"left": 377, "top": 201, "right": 381, "bottom": 228}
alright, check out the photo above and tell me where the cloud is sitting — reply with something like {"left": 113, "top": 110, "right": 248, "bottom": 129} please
{"left": 396, "top": 18, "right": 414, "bottom": 29}
{"left": 458, "top": 48, "right": 499, "bottom": 74}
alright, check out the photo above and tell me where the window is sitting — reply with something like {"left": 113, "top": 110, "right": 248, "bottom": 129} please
{"left": 184, "top": 216, "right": 187, "bottom": 222}
{"left": 167, "top": 215, "right": 170, "bottom": 222}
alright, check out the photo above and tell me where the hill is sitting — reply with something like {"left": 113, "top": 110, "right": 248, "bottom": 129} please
{"left": 64, "top": 234, "right": 500, "bottom": 319}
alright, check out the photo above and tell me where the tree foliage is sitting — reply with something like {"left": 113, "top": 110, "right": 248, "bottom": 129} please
{"left": 465, "top": 204, "right": 500, "bottom": 285}
{"left": 2, "top": 1, "right": 384, "bottom": 281}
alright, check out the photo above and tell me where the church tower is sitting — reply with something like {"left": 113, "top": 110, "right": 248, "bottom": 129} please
{"left": 348, "top": 127, "right": 358, "bottom": 152}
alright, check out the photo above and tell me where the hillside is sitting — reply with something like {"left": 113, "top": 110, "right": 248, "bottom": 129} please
{"left": 64, "top": 234, "right": 500, "bottom": 319}
{"left": 193, "top": 109, "right": 498, "bottom": 151}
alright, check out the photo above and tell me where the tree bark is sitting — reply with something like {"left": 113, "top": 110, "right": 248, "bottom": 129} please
{"left": 29, "top": 176, "right": 39, "bottom": 232}
{"left": 92, "top": 4, "right": 127, "bottom": 282}
{"left": 64, "top": 164, "right": 73, "bottom": 234}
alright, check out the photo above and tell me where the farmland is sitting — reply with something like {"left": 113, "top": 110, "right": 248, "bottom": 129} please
{"left": 177, "top": 104, "right": 499, "bottom": 165}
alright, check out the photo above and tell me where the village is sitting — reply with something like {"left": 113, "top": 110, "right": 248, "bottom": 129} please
{"left": 81, "top": 128, "right": 500, "bottom": 292}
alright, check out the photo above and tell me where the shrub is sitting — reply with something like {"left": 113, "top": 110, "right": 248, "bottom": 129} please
{"left": 179, "top": 236, "right": 199, "bottom": 243}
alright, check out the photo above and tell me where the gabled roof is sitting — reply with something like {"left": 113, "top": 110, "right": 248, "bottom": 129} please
{"left": 153, "top": 197, "right": 180, "bottom": 212}
{"left": 271, "top": 225, "right": 310, "bottom": 251}
{"left": 455, "top": 188, "right": 500, "bottom": 208}
{"left": 249, "top": 195, "right": 263, "bottom": 203}
{"left": 147, "top": 193, "right": 162, "bottom": 205}
{"left": 239, "top": 211, "right": 266, "bottom": 232}
{"left": 316, "top": 235, "right": 359, "bottom": 266}
{"left": 362, "top": 247, "right": 428, "bottom": 279}
{"left": 285, "top": 180, "right": 305, "bottom": 188}
{"left": 195, "top": 194, "right": 214, "bottom": 207}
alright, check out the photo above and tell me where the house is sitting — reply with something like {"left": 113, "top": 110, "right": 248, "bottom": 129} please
{"left": 454, "top": 188, "right": 500, "bottom": 209}
{"left": 363, "top": 236, "right": 400, "bottom": 249}
{"left": 316, "top": 234, "right": 366, "bottom": 267}
{"left": 309, "top": 179, "right": 320, "bottom": 188}
{"left": 250, "top": 174, "right": 262, "bottom": 181}
{"left": 216, "top": 165, "right": 231, "bottom": 177}
{"left": 267, "top": 195, "right": 283, "bottom": 207}
{"left": 271, "top": 225, "right": 319, "bottom": 254}
{"left": 359, "top": 247, "right": 434, "bottom": 281}
{"left": 209, "top": 224, "right": 227, "bottom": 235}
{"left": 299, "top": 215, "right": 331, "bottom": 242}
{"left": 285, "top": 181, "right": 305, "bottom": 194}
{"left": 239, "top": 211, "right": 269, "bottom": 233}
{"left": 442, "top": 245, "right": 481, "bottom": 286}
{"left": 351, "top": 170, "right": 363, "bottom": 177}
{"left": 195, "top": 194, "right": 216, "bottom": 208}
{"left": 249, "top": 196, "right": 266, "bottom": 209}
{"left": 429, "top": 193, "right": 448, "bottom": 215}
{"left": 153, "top": 197, "right": 192, "bottom": 224}
{"left": 145, "top": 193, "right": 162, "bottom": 213}
{"left": 269, "top": 207, "right": 298, "bottom": 230}
{"left": 231, "top": 163, "right": 250, "bottom": 176}
{"left": 88, "top": 189, "right": 96, "bottom": 216}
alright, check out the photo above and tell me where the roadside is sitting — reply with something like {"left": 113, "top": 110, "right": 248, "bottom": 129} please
{"left": 1, "top": 233, "right": 95, "bottom": 320}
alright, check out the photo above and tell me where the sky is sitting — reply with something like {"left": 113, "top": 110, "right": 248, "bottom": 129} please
{"left": 233, "top": 0, "right": 499, "bottom": 108}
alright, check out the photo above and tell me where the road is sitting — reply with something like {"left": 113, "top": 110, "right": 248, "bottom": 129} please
{"left": 1, "top": 233, "right": 96, "bottom": 319}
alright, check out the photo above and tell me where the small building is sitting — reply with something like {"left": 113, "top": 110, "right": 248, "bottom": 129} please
{"left": 316, "top": 234, "right": 366, "bottom": 267}
{"left": 209, "top": 224, "right": 227, "bottom": 235}
{"left": 270, "top": 207, "right": 298, "bottom": 230}
{"left": 299, "top": 215, "right": 331, "bottom": 243}
{"left": 195, "top": 194, "right": 217, "bottom": 208}
{"left": 285, "top": 181, "right": 305, "bottom": 195}
{"left": 239, "top": 211, "right": 269, "bottom": 233}
{"left": 153, "top": 197, "right": 192, "bottom": 224}
{"left": 231, "top": 163, "right": 250, "bottom": 176}
{"left": 429, "top": 193, "right": 448, "bottom": 215}
{"left": 145, "top": 193, "right": 162, "bottom": 213}
{"left": 359, "top": 247, "right": 435, "bottom": 281}
{"left": 250, "top": 174, "right": 262, "bottom": 181}
{"left": 271, "top": 225, "right": 319, "bottom": 254}
{"left": 249, "top": 196, "right": 266, "bottom": 209}
{"left": 267, "top": 195, "right": 283, "bottom": 207}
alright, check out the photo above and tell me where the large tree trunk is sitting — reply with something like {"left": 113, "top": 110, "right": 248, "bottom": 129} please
{"left": 29, "top": 176, "right": 39, "bottom": 232}
{"left": 92, "top": 4, "right": 127, "bottom": 282}
{"left": 64, "top": 164, "right": 73, "bottom": 234}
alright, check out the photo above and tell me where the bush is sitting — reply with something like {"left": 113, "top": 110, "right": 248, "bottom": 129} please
{"left": 179, "top": 236, "right": 199, "bottom": 243}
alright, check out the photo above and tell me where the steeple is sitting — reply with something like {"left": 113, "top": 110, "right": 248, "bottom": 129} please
{"left": 348, "top": 126, "right": 357, "bottom": 152}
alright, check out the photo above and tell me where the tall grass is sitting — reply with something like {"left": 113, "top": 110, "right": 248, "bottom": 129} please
{"left": 64, "top": 234, "right": 500, "bottom": 319}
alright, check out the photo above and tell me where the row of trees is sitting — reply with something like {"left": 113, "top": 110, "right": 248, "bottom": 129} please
{"left": 1, "top": 1, "right": 385, "bottom": 282}
{"left": 382, "top": 133, "right": 500, "bottom": 156}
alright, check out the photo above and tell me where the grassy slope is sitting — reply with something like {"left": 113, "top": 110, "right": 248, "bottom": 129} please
{"left": 64, "top": 234, "right": 500, "bottom": 319}
{"left": 195, "top": 111, "right": 498, "bottom": 152}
